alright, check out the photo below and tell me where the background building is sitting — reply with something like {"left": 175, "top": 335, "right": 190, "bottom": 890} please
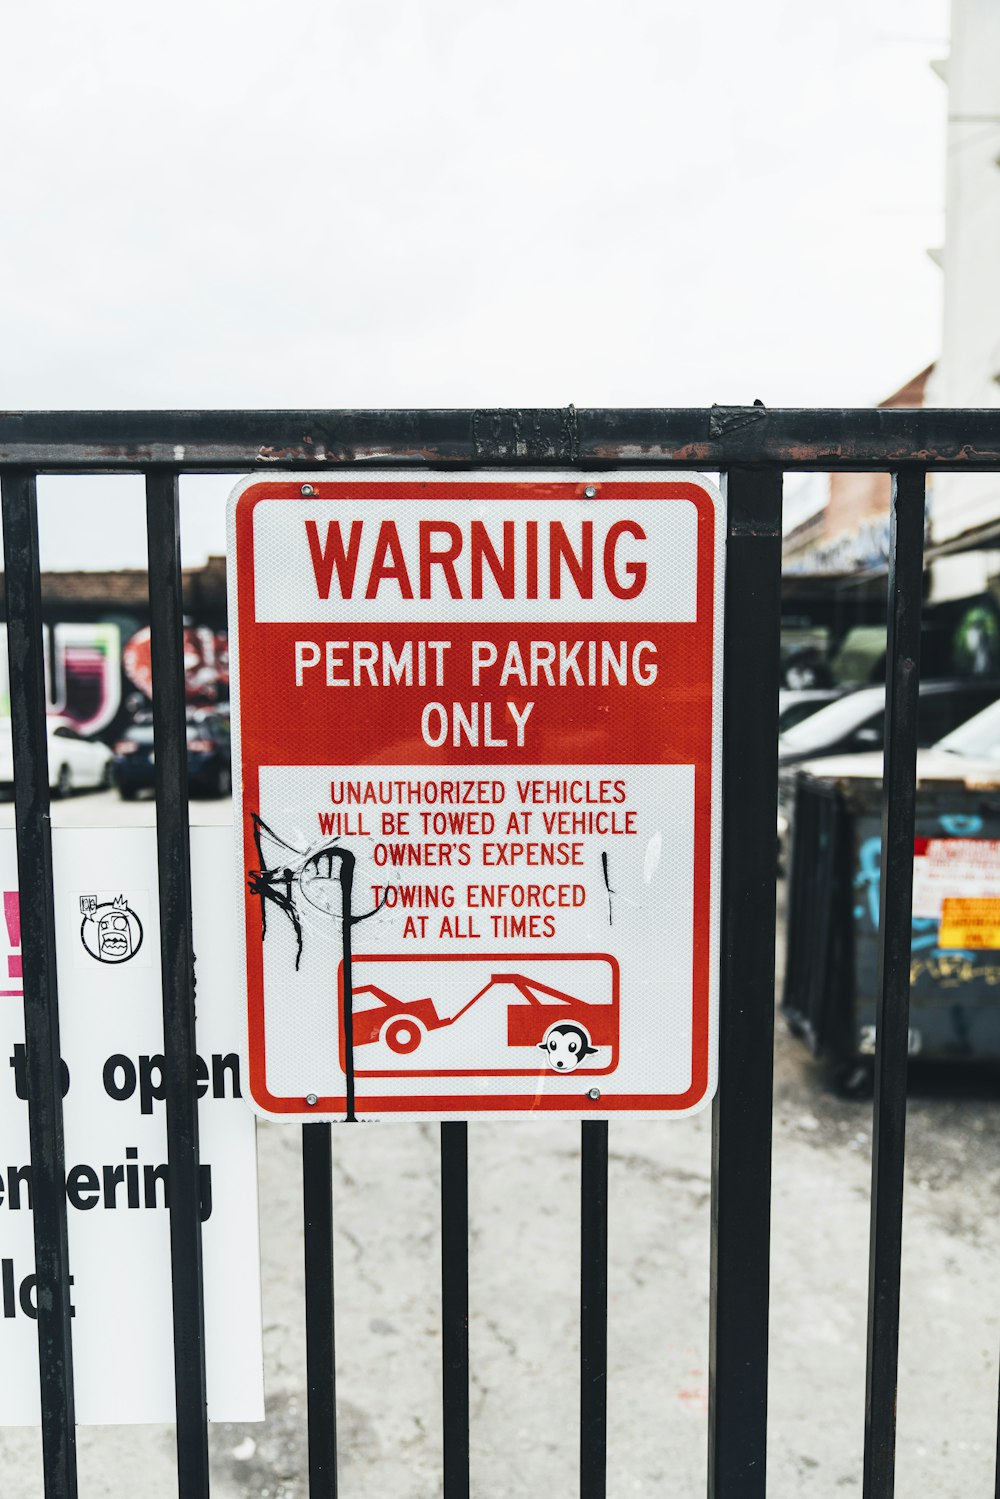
{"left": 780, "top": 0, "right": 1000, "bottom": 685}
{"left": 0, "top": 557, "right": 228, "bottom": 738}
{"left": 925, "top": 0, "right": 1000, "bottom": 604}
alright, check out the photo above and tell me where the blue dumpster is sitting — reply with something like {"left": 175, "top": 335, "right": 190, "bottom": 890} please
{"left": 782, "top": 760, "right": 1000, "bottom": 1092}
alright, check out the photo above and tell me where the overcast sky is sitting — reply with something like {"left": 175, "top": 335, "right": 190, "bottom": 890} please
{"left": 0, "top": 0, "right": 949, "bottom": 567}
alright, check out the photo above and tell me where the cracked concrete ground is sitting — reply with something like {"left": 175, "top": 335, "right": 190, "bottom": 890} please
{"left": 2, "top": 880, "right": 1000, "bottom": 1497}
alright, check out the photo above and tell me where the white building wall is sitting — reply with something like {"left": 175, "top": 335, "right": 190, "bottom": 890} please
{"left": 927, "top": 0, "right": 1000, "bottom": 597}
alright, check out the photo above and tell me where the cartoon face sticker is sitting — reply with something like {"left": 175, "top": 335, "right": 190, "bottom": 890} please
{"left": 538, "top": 1021, "right": 597, "bottom": 1073}
{"left": 98, "top": 911, "right": 132, "bottom": 960}
{"left": 81, "top": 896, "right": 143, "bottom": 965}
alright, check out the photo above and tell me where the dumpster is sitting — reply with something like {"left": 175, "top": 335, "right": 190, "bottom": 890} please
{"left": 782, "top": 757, "right": 1000, "bottom": 1093}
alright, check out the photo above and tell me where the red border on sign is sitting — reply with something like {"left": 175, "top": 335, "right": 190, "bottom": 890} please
{"left": 234, "top": 478, "right": 718, "bottom": 1116}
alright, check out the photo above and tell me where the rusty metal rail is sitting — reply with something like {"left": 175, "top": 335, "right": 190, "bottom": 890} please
{"left": 1, "top": 406, "right": 1000, "bottom": 470}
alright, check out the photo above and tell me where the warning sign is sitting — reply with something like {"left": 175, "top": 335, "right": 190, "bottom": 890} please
{"left": 912, "top": 837, "right": 1000, "bottom": 952}
{"left": 227, "top": 472, "right": 724, "bottom": 1120}
{"left": 938, "top": 897, "right": 1000, "bottom": 950}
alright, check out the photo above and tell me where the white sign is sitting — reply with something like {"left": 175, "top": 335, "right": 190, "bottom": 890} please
{"left": 911, "top": 836, "right": 1000, "bottom": 918}
{"left": 228, "top": 471, "right": 724, "bottom": 1122}
{"left": 0, "top": 826, "right": 264, "bottom": 1425}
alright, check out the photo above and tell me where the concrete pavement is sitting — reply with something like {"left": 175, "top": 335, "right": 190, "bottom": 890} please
{"left": 1, "top": 797, "right": 999, "bottom": 1497}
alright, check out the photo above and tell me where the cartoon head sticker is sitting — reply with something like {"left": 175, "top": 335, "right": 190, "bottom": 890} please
{"left": 538, "top": 1021, "right": 597, "bottom": 1073}
{"left": 80, "top": 895, "right": 143, "bottom": 964}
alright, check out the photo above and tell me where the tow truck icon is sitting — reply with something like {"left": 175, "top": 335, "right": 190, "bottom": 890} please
{"left": 340, "top": 958, "right": 619, "bottom": 1078}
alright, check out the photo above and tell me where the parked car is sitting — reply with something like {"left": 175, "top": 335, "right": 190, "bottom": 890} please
{"left": 925, "top": 696, "right": 1000, "bottom": 775}
{"left": 778, "top": 687, "right": 846, "bottom": 736}
{"left": 777, "top": 680, "right": 1000, "bottom": 864}
{"left": 114, "top": 713, "right": 232, "bottom": 799}
{"left": 0, "top": 716, "right": 114, "bottom": 797}
{"left": 778, "top": 679, "right": 1000, "bottom": 770}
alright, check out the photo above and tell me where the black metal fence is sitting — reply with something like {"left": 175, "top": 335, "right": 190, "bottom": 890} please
{"left": 2, "top": 407, "right": 998, "bottom": 1499}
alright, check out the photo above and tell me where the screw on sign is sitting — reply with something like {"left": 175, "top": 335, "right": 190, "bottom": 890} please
{"left": 226, "top": 472, "right": 724, "bottom": 1122}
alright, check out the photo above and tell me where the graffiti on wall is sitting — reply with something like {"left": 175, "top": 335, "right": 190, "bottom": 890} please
{"left": 123, "top": 627, "right": 229, "bottom": 706}
{"left": 0, "top": 623, "right": 122, "bottom": 737}
{"left": 0, "top": 622, "right": 230, "bottom": 739}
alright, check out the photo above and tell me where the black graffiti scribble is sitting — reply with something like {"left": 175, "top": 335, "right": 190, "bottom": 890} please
{"left": 247, "top": 814, "right": 389, "bottom": 963}
{"left": 248, "top": 816, "right": 308, "bottom": 969}
{"left": 248, "top": 812, "right": 390, "bottom": 1123}
{"left": 601, "top": 850, "right": 614, "bottom": 926}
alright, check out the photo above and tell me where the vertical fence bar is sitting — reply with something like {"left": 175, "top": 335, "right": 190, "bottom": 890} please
{"left": 303, "top": 1122, "right": 338, "bottom": 1498}
{"left": 145, "top": 471, "right": 210, "bottom": 1496}
{"left": 580, "top": 1119, "right": 609, "bottom": 1499}
{"left": 441, "top": 1121, "right": 470, "bottom": 1499}
{"left": 1, "top": 470, "right": 79, "bottom": 1498}
{"left": 862, "top": 470, "right": 924, "bottom": 1499}
{"left": 709, "top": 467, "right": 782, "bottom": 1499}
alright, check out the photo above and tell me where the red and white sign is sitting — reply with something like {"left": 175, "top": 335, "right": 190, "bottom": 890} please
{"left": 911, "top": 837, "right": 1000, "bottom": 919}
{"left": 226, "top": 472, "right": 724, "bottom": 1121}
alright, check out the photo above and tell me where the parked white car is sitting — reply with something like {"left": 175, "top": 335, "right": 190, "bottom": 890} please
{"left": 0, "top": 716, "right": 115, "bottom": 796}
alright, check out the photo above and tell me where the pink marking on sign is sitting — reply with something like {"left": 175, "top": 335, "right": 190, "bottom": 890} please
{"left": 4, "top": 891, "right": 21, "bottom": 982}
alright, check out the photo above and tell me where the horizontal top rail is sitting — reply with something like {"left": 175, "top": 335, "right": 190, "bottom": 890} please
{"left": 0, "top": 406, "right": 998, "bottom": 471}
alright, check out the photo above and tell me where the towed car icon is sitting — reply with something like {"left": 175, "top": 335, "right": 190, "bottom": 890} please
{"left": 339, "top": 957, "right": 619, "bottom": 1077}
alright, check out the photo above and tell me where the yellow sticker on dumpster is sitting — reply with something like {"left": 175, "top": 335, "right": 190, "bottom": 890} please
{"left": 938, "top": 897, "right": 1000, "bottom": 950}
